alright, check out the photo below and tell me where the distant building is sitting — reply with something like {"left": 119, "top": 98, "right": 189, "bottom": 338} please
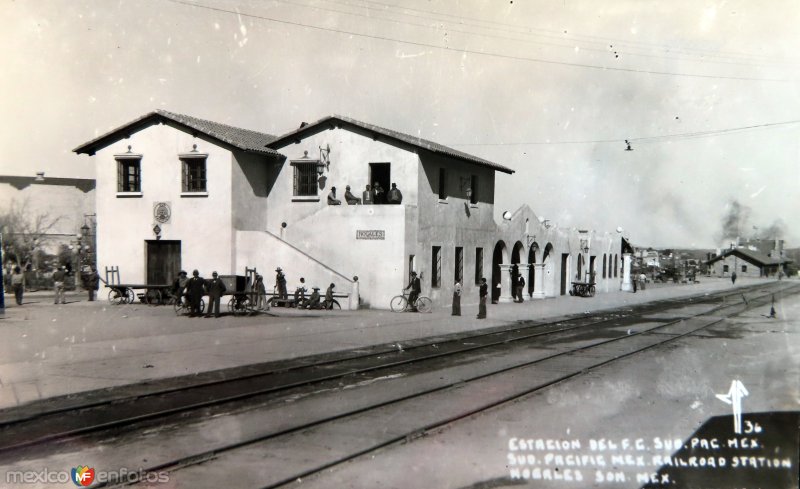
{"left": 74, "top": 110, "right": 625, "bottom": 308}
{"left": 0, "top": 173, "right": 96, "bottom": 256}
{"left": 705, "top": 247, "right": 792, "bottom": 278}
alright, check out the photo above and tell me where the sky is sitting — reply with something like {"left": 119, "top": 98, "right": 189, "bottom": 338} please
{"left": 1, "top": 0, "right": 799, "bottom": 248}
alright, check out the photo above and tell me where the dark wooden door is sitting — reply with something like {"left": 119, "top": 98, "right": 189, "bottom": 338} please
{"left": 560, "top": 253, "right": 569, "bottom": 295}
{"left": 146, "top": 240, "right": 181, "bottom": 285}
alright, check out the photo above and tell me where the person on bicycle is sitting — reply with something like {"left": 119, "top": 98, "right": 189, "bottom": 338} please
{"left": 172, "top": 271, "right": 188, "bottom": 302}
{"left": 405, "top": 271, "right": 421, "bottom": 312}
{"left": 186, "top": 270, "right": 206, "bottom": 317}
{"left": 324, "top": 283, "right": 335, "bottom": 309}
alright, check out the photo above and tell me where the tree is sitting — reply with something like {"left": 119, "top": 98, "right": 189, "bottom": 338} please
{"left": 0, "top": 198, "right": 63, "bottom": 268}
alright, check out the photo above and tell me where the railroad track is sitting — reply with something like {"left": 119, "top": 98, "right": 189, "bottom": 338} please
{"left": 0, "top": 282, "right": 795, "bottom": 488}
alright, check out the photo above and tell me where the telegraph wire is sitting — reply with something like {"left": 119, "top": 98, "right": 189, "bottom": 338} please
{"left": 167, "top": 0, "right": 798, "bottom": 83}
{"left": 266, "top": 0, "right": 797, "bottom": 71}
{"left": 344, "top": 0, "right": 800, "bottom": 66}
{"left": 449, "top": 119, "right": 800, "bottom": 146}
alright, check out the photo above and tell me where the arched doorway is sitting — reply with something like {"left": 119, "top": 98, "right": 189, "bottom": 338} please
{"left": 542, "top": 243, "right": 554, "bottom": 297}
{"left": 491, "top": 241, "right": 508, "bottom": 303}
{"left": 527, "top": 243, "right": 538, "bottom": 296}
{"left": 511, "top": 241, "right": 524, "bottom": 300}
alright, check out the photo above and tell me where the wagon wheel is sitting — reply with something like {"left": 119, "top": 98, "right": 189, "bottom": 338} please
{"left": 124, "top": 287, "right": 136, "bottom": 304}
{"left": 588, "top": 285, "right": 596, "bottom": 297}
{"left": 144, "top": 288, "right": 162, "bottom": 306}
{"left": 227, "top": 297, "right": 237, "bottom": 314}
{"left": 108, "top": 288, "right": 124, "bottom": 305}
{"left": 232, "top": 296, "right": 252, "bottom": 316}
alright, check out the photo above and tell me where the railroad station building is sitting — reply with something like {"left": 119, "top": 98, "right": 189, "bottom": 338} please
{"left": 73, "top": 110, "right": 625, "bottom": 309}
{"left": 706, "top": 244, "right": 792, "bottom": 278}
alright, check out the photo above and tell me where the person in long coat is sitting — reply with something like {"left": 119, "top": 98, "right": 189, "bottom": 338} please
{"left": 86, "top": 266, "right": 104, "bottom": 301}
{"left": 276, "top": 267, "right": 288, "bottom": 299}
{"left": 477, "top": 277, "right": 488, "bottom": 319}
{"left": 452, "top": 281, "right": 462, "bottom": 316}
{"left": 185, "top": 269, "right": 206, "bottom": 317}
{"left": 205, "top": 271, "right": 227, "bottom": 318}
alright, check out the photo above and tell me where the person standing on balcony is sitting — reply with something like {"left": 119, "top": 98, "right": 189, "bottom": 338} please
{"left": 373, "top": 182, "right": 385, "bottom": 204}
{"left": 386, "top": 183, "right": 403, "bottom": 204}
{"left": 362, "top": 184, "right": 374, "bottom": 205}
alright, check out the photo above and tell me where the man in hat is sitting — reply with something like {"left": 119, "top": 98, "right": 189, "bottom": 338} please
{"left": 373, "top": 181, "right": 385, "bottom": 204}
{"left": 386, "top": 183, "right": 403, "bottom": 204}
{"left": 275, "top": 267, "right": 287, "bottom": 300}
{"left": 86, "top": 266, "right": 105, "bottom": 301}
{"left": 294, "top": 277, "right": 308, "bottom": 306}
{"left": 477, "top": 277, "right": 488, "bottom": 319}
{"left": 327, "top": 187, "right": 341, "bottom": 205}
{"left": 205, "top": 271, "right": 226, "bottom": 318}
{"left": 344, "top": 185, "right": 361, "bottom": 205}
{"left": 404, "top": 271, "right": 421, "bottom": 312}
{"left": 185, "top": 269, "right": 206, "bottom": 317}
{"left": 172, "top": 270, "right": 188, "bottom": 303}
{"left": 305, "top": 287, "right": 321, "bottom": 309}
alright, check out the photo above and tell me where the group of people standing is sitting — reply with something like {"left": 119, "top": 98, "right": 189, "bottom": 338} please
{"left": 172, "top": 270, "right": 227, "bottom": 318}
{"left": 328, "top": 182, "right": 403, "bottom": 206}
{"left": 451, "top": 277, "right": 489, "bottom": 319}
{"left": 7, "top": 264, "right": 103, "bottom": 306}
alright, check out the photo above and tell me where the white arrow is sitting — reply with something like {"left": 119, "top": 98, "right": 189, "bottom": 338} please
{"left": 716, "top": 380, "right": 749, "bottom": 434}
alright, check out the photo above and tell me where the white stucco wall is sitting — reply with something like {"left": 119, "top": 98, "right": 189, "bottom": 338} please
{"left": 92, "top": 124, "right": 236, "bottom": 283}
{"left": 266, "top": 127, "right": 420, "bottom": 235}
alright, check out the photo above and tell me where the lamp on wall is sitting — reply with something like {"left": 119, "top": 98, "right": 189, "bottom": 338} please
{"left": 459, "top": 176, "right": 472, "bottom": 199}
{"left": 319, "top": 144, "right": 331, "bottom": 173}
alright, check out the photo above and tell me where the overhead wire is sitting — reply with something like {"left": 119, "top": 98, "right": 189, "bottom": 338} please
{"left": 265, "top": 0, "right": 797, "bottom": 70}
{"left": 166, "top": 0, "right": 798, "bottom": 83}
{"left": 448, "top": 119, "right": 800, "bottom": 146}
{"left": 343, "top": 0, "right": 800, "bottom": 66}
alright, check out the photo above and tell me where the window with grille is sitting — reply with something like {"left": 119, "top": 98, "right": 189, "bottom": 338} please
{"left": 181, "top": 156, "right": 207, "bottom": 192}
{"left": 116, "top": 157, "right": 141, "bottom": 192}
{"left": 432, "top": 246, "right": 442, "bottom": 288}
{"left": 475, "top": 247, "right": 484, "bottom": 284}
{"left": 455, "top": 247, "right": 463, "bottom": 284}
{"left": 470, "top": 175, "right": 478, "bottom": 204}
{"left": 293, "top": 162, "right": 319, "bottom": 196}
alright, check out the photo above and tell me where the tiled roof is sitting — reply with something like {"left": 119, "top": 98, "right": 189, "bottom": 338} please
{"left": 73, "top": 110, "right": 281, "bottom": 157}
{"left": 707, "top": 248, "right": 793, "bottom": 266}
{"left": 268, "top": 115, "right": 515, "bottom": 174}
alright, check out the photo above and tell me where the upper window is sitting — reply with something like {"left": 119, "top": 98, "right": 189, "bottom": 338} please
{"left": 180, "top": 154, "right": 208, "bottom": 193}
{"left": 741, "top": 265, "right": 747, "bottom": 273}
{"left": 432, "top": 246, "right": 442, "bottom": 288}
{"left": 116, "top": 154, "right": 142, "bottom": 192}
{"left": 292, "top": 155, "right": 320, "bottom": 197}
{"left": 470, "top": 175, "right": 478, "bottom": 204}
{"left": 438, "top": 168, "right": 447, "bottom": 200}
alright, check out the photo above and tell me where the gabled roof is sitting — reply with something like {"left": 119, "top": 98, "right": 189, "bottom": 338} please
{"left": 73, "top": 109, "right": 282, "bottom": 157}
{"left": 267, "top": 115, "right": 514, "bottom": 174}
{"left": 706, "top": 248, "right": 793, "bottom": 266}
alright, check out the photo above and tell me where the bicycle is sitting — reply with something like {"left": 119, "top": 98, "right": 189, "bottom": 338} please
{"left": 173, "top": 295, "right": 206, "bottom": 316}
{"left": 390, "top": 290, "right": 432, "bottom": 313}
